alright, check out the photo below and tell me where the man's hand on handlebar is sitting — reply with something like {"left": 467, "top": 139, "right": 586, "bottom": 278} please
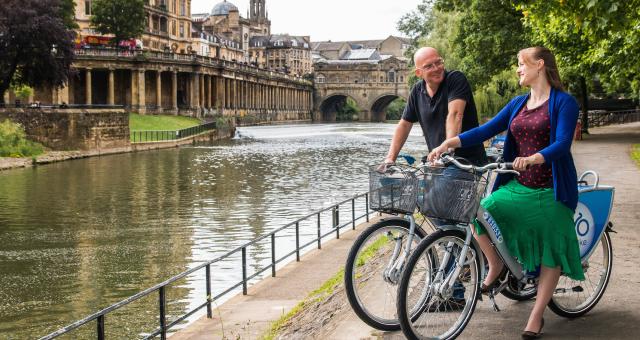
{"left": 427, "top": 144, "right": 453, "bottom": 163}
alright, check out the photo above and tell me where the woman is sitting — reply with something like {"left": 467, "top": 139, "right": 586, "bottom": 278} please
{"left": 428, "top": 47, "right": 584, "bottom": 339}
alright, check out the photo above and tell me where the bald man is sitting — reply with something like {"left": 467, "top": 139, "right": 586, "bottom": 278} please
{"left": 384, "top": 47, "right": 487, "bottom": 165}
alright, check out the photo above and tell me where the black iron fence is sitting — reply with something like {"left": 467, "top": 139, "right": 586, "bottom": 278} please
{"left": 585, "top": 109, "right": 640, "bottom": 127}
{"left": 131, "top": 122, "right": 217, "bottom": 143}
{"left": 40, "top": 192, "right": 373, "bottom": 340}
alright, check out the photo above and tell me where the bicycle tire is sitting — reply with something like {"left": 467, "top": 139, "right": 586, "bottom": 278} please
{"left": 344, "top": 217, "right": 427, "bottom": 331}
{"left": 548, "top": 231, "right": 613, "bottom": 318}
{"left": 397, "top": 229, "right": 481, "bottom": 340}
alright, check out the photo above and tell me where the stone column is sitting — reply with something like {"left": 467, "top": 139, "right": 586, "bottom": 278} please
{"left": 156, "top": 70, "right": 162, "bottom": 110}
{"left": 206, "top": 75, "right": 212, "bottom": 109}
{"left": 171, "top": 71, "right": 178, "bottom": 113}
{"left": 130, "top": 69, "right": 138, "bottom": 108}
{"left": 108, "top": 69, "right": 115, "bottom": 105}
{"left": 199, "top": 74, "right": 205, "bottom": 108}
{"left": 217, "top": 77, "right": 225, "bottom": 111}
{"left": 192, "top": 72, "right": 200, "bottom": 114}
{"left": 137, "top": 69, "right": 146, "bottom": 114}
{"left": 58, "top": 83, "right": 70, "bottom": 105}
{"left": 85, "top": 68, "right": 92, "bottom": 105}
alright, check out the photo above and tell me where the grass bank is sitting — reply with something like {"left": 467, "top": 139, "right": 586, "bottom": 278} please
{"left": 129, "top": 113, "right": 201, "bottom": 131}
{"left": 0, "top": 120, "right": 44, "bottom": 157}
{"left": 632, "top": 144, "right": 640, "bottom": 168}
{"left": 261, "top": 269, "right": 345, "bottom": 340}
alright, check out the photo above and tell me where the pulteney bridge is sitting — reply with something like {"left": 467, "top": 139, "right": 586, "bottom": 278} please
{"left": 312, "top": 56, "right": 410, "bottom": 122}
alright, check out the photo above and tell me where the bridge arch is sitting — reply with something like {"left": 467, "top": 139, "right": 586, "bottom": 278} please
{"left": 318, "top": 93, "right": 363, "bottom": 122}
{"left": 369, "top": 93, "right": 408, "bottom": 122}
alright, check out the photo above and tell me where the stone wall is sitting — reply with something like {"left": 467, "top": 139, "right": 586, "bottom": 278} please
{"left": 0, "top": 108, "right": 130, "bottom": 150}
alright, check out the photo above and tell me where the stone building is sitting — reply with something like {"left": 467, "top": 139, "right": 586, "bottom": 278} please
{"left": 191, "top": 0, "right": 271, "bottom": 63}
{"left": 311, "top": 35, "right": 411, "bottom": 60}
{"left": 249, "top": 35, "right": 313, "bottom": 76}
{"left": 75, "top": 0, "right": 194, "bottom": 53}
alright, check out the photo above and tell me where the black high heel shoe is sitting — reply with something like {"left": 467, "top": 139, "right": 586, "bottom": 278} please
{"left": 480, "top": 265, "right": 508, "bottom": 295}
{"left": 521, "top": 318, "right": 544, "bottom": 339}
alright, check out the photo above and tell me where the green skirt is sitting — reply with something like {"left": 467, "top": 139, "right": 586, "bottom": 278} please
{"left": 474, "top": 179, "right": 585, "bottom": 281}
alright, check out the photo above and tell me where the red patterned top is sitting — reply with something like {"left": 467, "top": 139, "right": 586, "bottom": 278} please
{"left": 509, "top": 100, "right": 553, "bottom": 188}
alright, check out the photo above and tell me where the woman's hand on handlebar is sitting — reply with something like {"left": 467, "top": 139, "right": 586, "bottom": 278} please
{"left": 512, "top": 153, "right": 545, "bottom": 171}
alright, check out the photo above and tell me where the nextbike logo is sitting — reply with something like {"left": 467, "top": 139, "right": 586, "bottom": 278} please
{"left": 574, "top": 202, "right": 595, "bottom": 258}
{"left": 483, "top": 212, "right": 503, "bottom": 243}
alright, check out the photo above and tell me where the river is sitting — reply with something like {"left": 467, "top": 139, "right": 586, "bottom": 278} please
{"left": 0, "top": 122, "right": 425, "bottom": 338}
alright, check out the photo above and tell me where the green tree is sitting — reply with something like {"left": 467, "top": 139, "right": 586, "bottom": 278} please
{"left": 0, "top": 0, "right": 75, "bottom": 104}
{"left": 60, "top": 0, "right": 79, "bottom": 29}
{"left": 514, "top": 0, "right": 640, "bottom": 132}
{"left": 397, "top": 0, "right": 436, "bottom": 62}
{"left": 385, "top": 98, "right": 407, "bottom": 120}
{"left": 90, "top": 0, "right": 146, "bottom": 46}
{"left": 451, "top": 0, "right": 531, "bottom": 88}
{"left": 336, "top": 98, "right": 359, "bottom": 121}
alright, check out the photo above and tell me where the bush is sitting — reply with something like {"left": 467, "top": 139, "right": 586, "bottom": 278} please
{"left": 0, "top": 120, "right": 44, "bottom": 157}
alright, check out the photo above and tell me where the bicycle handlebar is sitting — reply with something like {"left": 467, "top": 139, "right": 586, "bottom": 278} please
{"left": 438, "top": 153, "right": 520, "bottom": 176}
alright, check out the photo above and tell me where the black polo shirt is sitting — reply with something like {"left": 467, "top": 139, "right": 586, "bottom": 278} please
{"left": 401, "top": 70, "right": 487, "bottom": 165}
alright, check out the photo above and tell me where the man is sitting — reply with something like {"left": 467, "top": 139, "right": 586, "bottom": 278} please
{"left": 384, "top": 47, "right": 487, "bottom": 165}
{"left": 384, "top": 47, "right": 487, "bottom": 311}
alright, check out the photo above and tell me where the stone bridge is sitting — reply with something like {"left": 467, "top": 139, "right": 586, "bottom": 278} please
{"left": 312, "top": 56, "right": 410, "bottom": 122}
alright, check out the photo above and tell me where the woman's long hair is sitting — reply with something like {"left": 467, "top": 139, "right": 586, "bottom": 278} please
{"left": 518, "top": 47, "right": 564, "bottom": 91}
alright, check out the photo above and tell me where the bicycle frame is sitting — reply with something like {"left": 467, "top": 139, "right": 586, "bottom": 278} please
{"left": 428, "top": 163, "right": 616, "bottom": 297}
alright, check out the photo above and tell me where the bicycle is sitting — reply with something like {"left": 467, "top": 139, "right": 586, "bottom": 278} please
{"left": 396, "top": 154, "right": 615, "bottom": 339}
{"left": 344, "top": 154, "right": 433, "bottom": 331}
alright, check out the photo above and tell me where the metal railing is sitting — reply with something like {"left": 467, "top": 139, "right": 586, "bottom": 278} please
{"left": 131, "top": 121, "right": 217, "bottom": 143}
{"left": 585, "top": 108, "right": 640, "bottom": 127}
{"left": 40, "top": 192, "right": 373, "bottom": 340}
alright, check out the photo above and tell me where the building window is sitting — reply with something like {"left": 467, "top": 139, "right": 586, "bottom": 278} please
{"left": 179, "top": 23, "right": 184, "bottom": 38}
{"left": 85, "top": 0, "right": 92, "bottom": 15}
{"left": 387, "top": 70, "right": 396, "bottom": 82}
{"left": 180, "top": 0, "right": 185, "bottom": 16}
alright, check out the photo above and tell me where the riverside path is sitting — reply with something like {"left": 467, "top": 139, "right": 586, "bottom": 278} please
{"left": 174, "top": 122, "right": 640, "bottom": 339}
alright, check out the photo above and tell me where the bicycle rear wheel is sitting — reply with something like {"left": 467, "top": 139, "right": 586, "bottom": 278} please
{"left": 548, "top": 231, "right": 613, "bottom": 318}
{"left": 344, "top": 217, "right": 426, "bottom": 330}
{"left": 397, "top": 229, "right": 481, "bottom": 340}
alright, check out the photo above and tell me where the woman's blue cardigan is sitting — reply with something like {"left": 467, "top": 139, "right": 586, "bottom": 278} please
{"left": 459, "top": 88, "right": 580, "bottom": 211}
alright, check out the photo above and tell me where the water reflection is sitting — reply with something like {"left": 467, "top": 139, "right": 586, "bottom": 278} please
{"left": 0, "top": 122, "right": 424, "bottom": 338}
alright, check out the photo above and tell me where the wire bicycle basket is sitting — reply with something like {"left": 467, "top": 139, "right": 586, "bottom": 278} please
{"left": 369, "top": 164, "right": 419, "bottom": 214}
{"left": 419, "top": 165, "right": 488, "bottom": 223}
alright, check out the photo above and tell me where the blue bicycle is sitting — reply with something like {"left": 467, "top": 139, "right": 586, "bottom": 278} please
{"left": 395, "top": 154, "right": 615, "bottom": 339}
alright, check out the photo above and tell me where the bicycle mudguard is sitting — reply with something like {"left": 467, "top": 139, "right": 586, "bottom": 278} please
{"left": 576, "top": 184, "right": 615, "bottom": 260}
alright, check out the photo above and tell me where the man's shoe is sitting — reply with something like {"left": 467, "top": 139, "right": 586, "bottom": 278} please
{"left": 427, "top": 298, "right": 466, "bottom": 312}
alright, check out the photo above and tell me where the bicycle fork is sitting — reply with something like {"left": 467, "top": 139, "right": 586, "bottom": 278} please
{"left": 433, "top": 229, "right": 475, "bottom": 300}
{"left": 383, "top": 216, "right": 417, "bottom": 284}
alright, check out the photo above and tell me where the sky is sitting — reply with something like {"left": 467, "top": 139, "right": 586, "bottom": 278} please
{"left": 191, "top": 0, "right": 422, "bottom": 42}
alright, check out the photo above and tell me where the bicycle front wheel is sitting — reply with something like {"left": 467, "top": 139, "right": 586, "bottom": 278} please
{"left": 548, "top": 231, "right": 613, "bottom": 318}
{"left": 344, "top": 217, "right": 426, "bottom": 330}
{"left": 397, "top": 229, "right": 481, "bottom": 340}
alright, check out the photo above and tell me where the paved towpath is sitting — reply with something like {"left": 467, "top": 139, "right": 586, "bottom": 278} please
{"left": 174, "top": 122, "right": 640, "bottom": 339}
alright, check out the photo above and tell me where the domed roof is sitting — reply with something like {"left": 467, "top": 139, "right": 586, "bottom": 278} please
{"left": 211, "top": 0, "right": 238, "bottom": 16}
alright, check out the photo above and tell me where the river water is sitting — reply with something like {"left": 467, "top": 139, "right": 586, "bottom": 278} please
{"left": 0, "top": 122, "right": 425, "bottom": 338}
